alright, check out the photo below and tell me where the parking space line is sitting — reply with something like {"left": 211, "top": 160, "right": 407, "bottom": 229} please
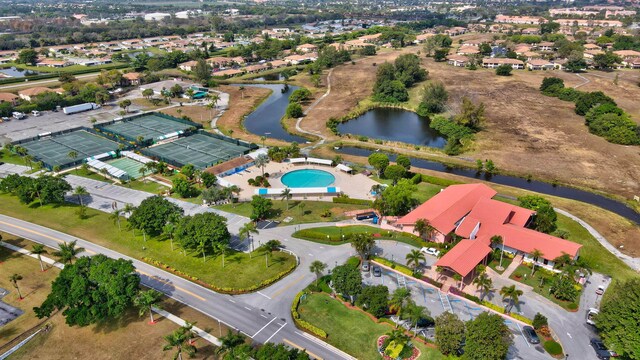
{"left": 251, "top": 317, "right": 276, "bottom": 339}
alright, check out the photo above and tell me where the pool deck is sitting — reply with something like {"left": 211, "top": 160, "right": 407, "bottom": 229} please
{"left": 222, "top": 161, "right": 380, "bottom": 201}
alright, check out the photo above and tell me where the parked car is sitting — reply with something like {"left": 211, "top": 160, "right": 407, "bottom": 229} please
{"left": 586, "top": 308, "right": 599, "bottom": 326}
{"left": 590, "top": 338, "right": 611, "bottom": 360}
{"left": 596, "top": 285, "right": 605, "bottom": 295}
{"left": 1, "top": 116, "right": 9, "bottom": 121}
{"left": 361, "top": 261, "right": 370, "bottom": 272}
{"left": 522, "top": 326, "right": 540, "bottom": 344}
{"left": 609, "top": 350, "right": 619, "bottom": 357}
{"left": 420, "top": 247, "right": 440, "bottom": 257}
{"left": 372, "top": 266, "right": 382, "bottom": 277}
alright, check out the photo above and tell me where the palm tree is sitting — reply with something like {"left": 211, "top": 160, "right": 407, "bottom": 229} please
{"left": 280, "top": 188, "right": 292, "bottom": 210}
{"left": 110, "top": 208, "right": 123, "bottom": 231}
{"left": 67, "top": 151, "right": 78, "bottom": 170}
{"left": 414, "top": 219, "right": 435, "bottom": 240}
{"left": 123, "top": 203, "right": 136, "bottom": 217}
{"left": 490, "top": 235, "right": 505, "bottom": 269}
{"left": 405, "top": 249, "right": 426, "bottom": 273}
{"left": 350, "top": 233, "right": 375, "bottom": 260}
{"left": 386, "top": 328, "right": 409, "bottom": 345}
{"left": 217, "top": 330, "right": 245, "bottom": 356}
{"left": 138, "top": 165, "right": 148, "bottom": 181}
{"left": 9, "top": 274, "right": 23, "bottom": 299}
{"left": 31, "top": 244, "right": 48, "bottom": 272}
{"left": 405, "top": 303, "right": 429, "bottom": 337}
{"left": 453, "top": 273, "right": 463, "bottom": 289}
{"left": 500, "top": 285, "right": 523, "bottom": 313}
{"left": 185, "top": 88, "right": 195, "bottom": 101}
{"left": 163, "top": 328, "right": 196, "bottom": 360}
{"left": 309, "top": 260, "right": 328, "bottom": 286}
{"left": 260, "top": 136, "right": 266, "bottom": 148}
{"left": 214, "top": 242, "right": 228, "bottom": 267}
{"left": 73, "top": 186, "right": 89, "bottom": 207}
{"left": 238, "top": 85, "right": 245, "bottom": 99}
{"left": 239, "top": 222, "right": 258, "bottom": 256}
{"left": 435, "top": 266, "right": 444, "bottom": 281}
{"left": 529, "top": 249, "right": 544, "bottom": 276}
{"left": 134, "top": 289, "right": 163, "bottom": 324}
{"left": 254, "top": 154, "right": 269, "bottom": 177}
{"left": 209, "top": 93, "right": 220, "bottom": 108}
{"left": 53, "top": 240, "right": 85, "bottom": 265}
{"left": 389, "top": 288, "right": 412, "bottom": 326}
{"left": 472, "top": 273, "right": 493, "bottom": 301}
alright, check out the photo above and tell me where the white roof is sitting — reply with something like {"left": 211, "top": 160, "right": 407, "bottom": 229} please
{"left": 335, "top": 164, "right": 352, "bottom": 172}
{"left": 216, "top": 177, "right": 234, "bottom": 188}
{"left": 122, "top": 151, "right": 154, "bottom": 164}
{"left": 247, "top": 148, "right": 268, "bottom": 160}
{"left": 289, "top": 157, "right": 333, "bottom": 166}
{"left": 87, "top": 159, "right": 127, "bottom": 179}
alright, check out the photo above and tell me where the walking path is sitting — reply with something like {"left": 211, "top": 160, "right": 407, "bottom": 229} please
{"left": 501, "top": 254, "right": 523, "bottom": 278}
{"left": 296, "top": 68, "right": 334, "bottom": 154}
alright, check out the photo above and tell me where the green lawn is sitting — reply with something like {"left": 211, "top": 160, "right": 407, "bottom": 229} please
{"left": 124, "top": 179, "right": 170, "bottom": 194}
{"left": 0, "top": 194, "right": 295, "bottom": 290}
{"left": 0, "top": 150, "right": 28, "bottom": 166}
{"left": 293, "top": 225, "right": 425, "bottom": 248}
{"left": 297, "top": 293, "right": 448, "bottom": 360}
{"left": 487, "top": 253, "right": 514, "bottom": 275}
{"left": 69, "top": 167, "right": 111, "bottom": 182}
{"left": 509, "top": 264, "right": 579, "bottom": 311}
{"left": 214, "top": 200, "right": 369, "bottom": 225}
{"left": 371, "top": 176, "right": 443, "bottom": 204}
{"left": 4, "top": 61, "right": 126, "bottom": 73}
{"left": 555, "top": 213, "right": 637, "bottom": 281}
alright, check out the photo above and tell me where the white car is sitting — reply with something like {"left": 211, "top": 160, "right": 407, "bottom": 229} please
{"left": 596, "top": 285, "right": 605, "bottom": 295}
{"left": 586, "top": 308, "right": 599, "bottom": 326}
{"left": 420, "top": 247, "right": 440, "bottom": 257}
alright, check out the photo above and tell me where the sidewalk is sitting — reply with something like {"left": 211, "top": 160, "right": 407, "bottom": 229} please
{"left": 500, "top": 254, "right": 523, "bottom": 278}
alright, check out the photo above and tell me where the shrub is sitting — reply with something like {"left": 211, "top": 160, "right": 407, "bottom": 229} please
{"left": 532, "top": 313, "right": 548, "bottom": 330}
{"left": 421, "top": 174, "right": 461, "bottom": 187}
{"left": 286, "top": 103, "right": 304, "bottom": 118}
{"left": 373, "top": 257, "right": 413, "bottom": 276}
{"left": 567, "top": 302, "right": 578, "bottom": 310}
{"left": 411, "top": 173, "right": 422, "bottom": 184}
{"left": 482, "top": 301, "right": 506, "bottom": 314}
{"left": 543, "top": 340, "right": 563, "bottom": 356}
{"left": 495, "top": 64, "right": 512, "bottom": 76}
{"left": 332, "top": 196, "right": 373, "bottom": 206}
{"left": 510, "top": 313, "right": 534, "bottom": 325}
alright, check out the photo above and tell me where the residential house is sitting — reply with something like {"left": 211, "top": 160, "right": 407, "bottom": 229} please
{"left": 18, "top": 87, "right": 59, "bottom": 101}
{"left": 178, "top": 60, "right": 198, "bottom": 72}
{"left": 384, "top": 184, "right": 581, "bottom": 282}
{"left": 447, "top": 55, "right": 469, "bottom": 67}
{"left": 584, "top": 49, "right": 604, "bottom": 59}
{"left": 457, "top": 46, "right": 479, "bottom": 55}
{"left": 283, "top": 53, "right": 317, "bottom": 65}
{"left": 296, "top": 43, "right": 318, "bottom": 53}
{"left": 537, "top": 42, "right": 555, "bottom": 51}
{"left": 213, "top": 68, "right": 243, "bottom": 77}
{"left": 0, "top": 92, "right": 18, "bottom": 105}
{"left": 444, "top": 27, "right": 467, "bottom": 36}
{"left": 482, "top": 58, "right": 524, "bottom": 69}
{"left": 35, "top": 58, "right": 71, "bottom": 68}
{"left": 527, "top": 59, "right": 555, "bottom": 70}
{"left": 495, "top": 15, "right": 547, "bottom": 25}
{"left": 414, "top": 33, "right": 434, "bottom": 44}
{"left": 123, "top": 72, "right": 142, "bottom": 86}
{"left": 555, "top": 19, "right": 623, "bottom": 27}
{"left": 583, "top": 43, "right": 602, "bottom": 51}
{"left": 359, "top": 33, "right": 382, "bottom": 44}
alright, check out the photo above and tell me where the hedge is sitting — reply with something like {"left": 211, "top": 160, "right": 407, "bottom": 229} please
{"left": 421, "top": 174, "right": 462, "bottom": 187}
{"left": 332, "top": 196, "right": 373, "bottom": 206}
{"left": 291, "top": 291, "right": 328, "bottom": 338}
{"left": 373, "top": 257, "right": 414, "bottom": 277}
{"left": 141, "top": 256, "right": 297, "bottom": 295}
{"left": 543, "top": 340, "right": 563, "bottom": 356}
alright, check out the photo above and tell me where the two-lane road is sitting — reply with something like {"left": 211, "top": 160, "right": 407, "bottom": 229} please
{"left": 0, "top": 214, "right": 353, "bottom": 360}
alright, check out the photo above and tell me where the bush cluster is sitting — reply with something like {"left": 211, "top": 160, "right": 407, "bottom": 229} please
{"left": 291, "top": 291, "right": 328, "bottom": 338}
{"left": 429, "top": 115, "right": 475, "bottom": 155}
{"left": 332, "top": 195, "right": 373, "bottom": 206}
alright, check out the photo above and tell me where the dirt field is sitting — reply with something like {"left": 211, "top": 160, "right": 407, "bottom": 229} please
{"left": 161, "top": 104, "right": 220, "bottom": 128}
{"left": 300, "top": 45, "right": 640, "bottom": 200}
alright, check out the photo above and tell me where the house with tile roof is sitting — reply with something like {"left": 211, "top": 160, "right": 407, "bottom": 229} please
{"left": 384, "top": 184, "right": 582, "bottom": 282}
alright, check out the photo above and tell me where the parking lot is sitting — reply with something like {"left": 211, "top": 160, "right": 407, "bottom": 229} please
{"left": 362, "top": 261, "right": 552, "bottom": 360}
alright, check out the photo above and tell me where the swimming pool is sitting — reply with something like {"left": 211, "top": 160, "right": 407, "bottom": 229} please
{"left": 281, "top": 169, "right": 335, "bottom": 188}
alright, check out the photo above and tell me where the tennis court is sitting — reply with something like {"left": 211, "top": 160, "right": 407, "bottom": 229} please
{"left": 143, "top": 133, "right": 252, "bottom": 169}
{"left": 20, "top": 130, "right": 120, "bottom": 169}
{"left": 98, "top": 113, "right": 197, "bottom": 142}
{"left": 106, "top": 157, "right": 147, "bottom": 179}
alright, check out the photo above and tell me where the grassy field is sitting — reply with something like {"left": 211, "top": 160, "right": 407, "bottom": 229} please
{"left": 3, "top": 61, "right": 126, "bottom": 74}
{"left": 124, "top": 179, "right": 170, "bottom": 194}
{"left": 297, "top": 292, "right": 448, "bottom": 360}
{"left": 214, "top": 200, "right": 369, "bottom": 226}
{"left": 293, "top": 225, "right": 425, "bottom": 247}
{"left": 0, "top": 194, "right": 295, "bottom": 290}
{"left": 509, "top": 264, "right": 579, "bottom": 311}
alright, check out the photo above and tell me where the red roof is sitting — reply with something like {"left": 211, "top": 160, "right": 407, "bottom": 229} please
{"left": 455, "top": 216, "right": 479, "bottom": 238}
{"left": 435, "top": 239, "right": 492, "bottom": 277}
{"left": 396, "top": 184, "right": 497, "bottom": 234}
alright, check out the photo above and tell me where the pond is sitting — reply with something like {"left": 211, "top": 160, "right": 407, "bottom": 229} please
{"left": 0, "top": 67, "right": 41, "bottom": 78}
{"left": 252, "top": 73, "right": 285, "bottom": 82}
{"left": 337, "top": 108, "right": 446, "bottom": 148}
{"left": 334, "top": 146, "right": 640, "bottom": 225}
{"left": 236, "top": 83, "right": 307, "bottom": 143}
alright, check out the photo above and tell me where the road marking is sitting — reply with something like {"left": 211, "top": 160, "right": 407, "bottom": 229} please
{"left": 244, "top": 306, "right": 252, "bottom": 311}
{"left": 265, "top": 322, "right": 287, "bottom": 343}
{"left": 270, "top": 275, "right": 307, "bottom": 299}
{"left": 260, "top": 314, "right": 268, "bottom": 318}
{"left": 514, "top": 322, "right": 530, "bottom": 348}
{"left": 566, "top": 332, "right": 572, "bottom": 339}
{"left": 283, "top": 339, "right": 323, "bottom": 360}
{"left": 0, "top": 220, "right": 97, "bottom": 255}
{"left": 251, "top": 317, "right": 276, "bottom": 339}
{"left": 257, "top": 291, "right": 272, "bottom": 299}
{"left": 308, "top": 253, "right": 314, "bottom": 256}
{"left": 228, "top": 299, "right": 236, "bottom": 303}
{"left": 137, "top": 270, "right": 205, "bottom": 301}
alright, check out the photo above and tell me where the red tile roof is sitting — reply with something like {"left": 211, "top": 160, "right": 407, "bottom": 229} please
{"left": 435, "top": 239, "right": 492, "bottom": 277}
{"left": 455, "top": 216, "right": 479, "bottom": 238}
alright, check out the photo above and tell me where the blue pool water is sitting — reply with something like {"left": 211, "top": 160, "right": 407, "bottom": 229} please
{"left": 281, "top": 169, "right": 335, "bottom": 188}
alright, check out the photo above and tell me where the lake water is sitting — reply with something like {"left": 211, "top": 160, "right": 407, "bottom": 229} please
{"left": 0, "top": 67, "right": 41, "bottom": 78}
{"left": 252, "top": 73, "right": 285, "bottom": 82}
{"left": 337, "top": 108, "right": 446, "bottom": 148}
{"left": 236, "top": 83, "right": 307, "bottom": 143}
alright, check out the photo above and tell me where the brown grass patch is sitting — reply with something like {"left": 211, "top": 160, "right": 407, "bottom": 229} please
{"left": 161, "top": 104, "right": 219, "bottom": 128}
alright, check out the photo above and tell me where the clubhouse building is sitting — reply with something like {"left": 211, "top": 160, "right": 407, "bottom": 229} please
{"left": 383, "top": 184, "right": 582, "bottom": 282}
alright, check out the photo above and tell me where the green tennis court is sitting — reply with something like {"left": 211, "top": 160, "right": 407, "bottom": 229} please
{"left": 143, "top": 133, "right": 251, "bottom": 169}
{"left": 19, "top": 130, "right": 120, "bottom": 169}
{"left": 98, "top": 113, "right": 196, "bottom": 142}
{"left": 106, "top": 157, "right": 147, "bottom": 179}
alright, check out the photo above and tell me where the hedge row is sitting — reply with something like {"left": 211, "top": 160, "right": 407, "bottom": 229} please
{"left": 291, "top": 291, "right": 328, "bottom": 338}
{"left": 141, "top": 256, "right": 297, "bottom": 295}
{"left": 480, "top": 300, "right": 533, "bottom": 325}
{"left": 372, "top": 257, "right": 414, "bottom": 277}
{"left": 421, "top": 174, "right": 462, "bottom": 187}
{"left": 332, "top": 196, "right": 373, "bottom": 206}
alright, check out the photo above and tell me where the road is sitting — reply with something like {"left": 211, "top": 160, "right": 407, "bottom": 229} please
{"left": 0, "top": 73, "right": 100, "bottom": 91}
{"left": 0, "top": 214, "right": 355, "bottom": 360}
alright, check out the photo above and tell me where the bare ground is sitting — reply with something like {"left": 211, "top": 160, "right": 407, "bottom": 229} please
{"left": 161, "top": 104, "right": 220, "bottom": 128}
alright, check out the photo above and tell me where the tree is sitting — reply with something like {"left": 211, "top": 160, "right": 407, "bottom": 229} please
{"left": 238, "top": 85, "right": 245, "bottom": 99}
{"left": 389, "top": 288, "right": 412, "bottom": 325}
{"left": 119, "top": 99, "right": 131, "bottom": 113}
{"left": 67, "top": 151, "right": 78, "bottom": 166}
{"left": 280, "top": 188, "right": 292, "bottom": 209}
{"left": 254, "top": 154, "right": 269, "bottom": 177}
{"left": 142, "top": 88, "right": 155, "bottom": 100}
{"left": 172, "top": 177, "right": 199, "bottom": 198}
{"left": 472, "top": 273, "right": 493, "bottom": 301}
{"left": 433, "top": 48, "right": 449, "bottom": 62}
{"left": 59, "top": 73, "right": 77, "bottom": 83}
{"left": 435, "top": 312, "right": 465, "bottom": 355}
{"left": 495, "top": 64, "right": 512, "bottom": 76}
{"left": 394, "top": 53, "right": 427, "bottom": 87}
{"left": 479, "top": 43, "right": 492, "bottom": 56}
{"left": 73, "top": 185, "right": 89, "bottom": 208}
{"left": 414, "top": 218, "right": 434, "bottom": 241}
{"left": 368, "top": 152, "right": 390, "bottom": 177}
{"left": 499, "top": 285, "right": 523, "bottom": 313}
{"left": 134, "top": 289, "right": 163, "bottom": 324}
{"left": 289, "top": 88, "right": 312, "bottom": 103}
{"left": 596, "top": 278, "right": 640, "bottom": 359}
{"left": 31, "top": 244, "right": 48, "bottom": 272}
{"left": 383, "top": 164, "right": 406, "bottom": 185}
{"left": 395, "top": 155, "right": 411, "bottom": 171}
{"left": 574, "top": 91, "right": 616, "bottom": 116}
{"left": 163, "top": 327, "right": 197, "bottom": 360}
{"left": 250, "top": 195, "right": 272, "bottom": 222}
{"left": 405, "top": 249, "right": 425, "bottom": 273}
{"left": 593, "top": 52, "right": 621, "bottom": 69}
{"left": 463, "top": 312, "right": 513, "bottom": 360}
{"left": 255, "top": 342, "right": 310, "bottom": 359}
{"left": 309, "top": 260, "right": 328, "bottom": 286}
{"left": 518, "top": 195, "right": 557, "bottom": 233}
{"left": 405, "top": 303, "right": 430, "bottom": 336}
{"left": 331, "top": 264, "right": 362, "bottom": 301}
{"left": 529, "top": 248, "right": 544, "bottom": 275}
{"left": 128, "top": 196, "right": 184, "bottom": 236}
{"left": 374, "top": 179, "right": 417, "bottom": 216}
{"left": 193, "top": 58, "right": 212, "bottom": 83}
{"left": 286, "top": 102, "right": 304, "bottom": 118}
{"left": 217, "top": 330, "right": 245, "bottom": 357}
{"left": 9, "top": 273, "right": 23, "bottom": 299}
{"left": 34, "top": 255, "right": 140, "bottom": 326}
{"left": 17, "top": 49, "right": 38, "bottom": 65}
{"left": 175, "top": 212, "right": 230, "bottom": 260}
{"left": 53, "top": 240, "right": 85, "bottom": 265}
{"left": 550, "top": 274, "right": 578, "bottom": 301}
{"left": 418, "top": 81, "right": 448, "bottom": 115}
{"left": 350, "top": 233, "right": 375, "bottom": 260}
{"left": 239, "top": 222, "right": 258, "bottom": 253}
{"left": 373, "top": 79, "right": 408, "bottom": 103}
{"left": 532, "top": 313, "right": 548, "bottom": 330}
{"left": 199, "top": 171, "right": 217, "bottom": 188}
{"left": 454, "top": 97, "right": 485, "bottom": 130}
{"left": 356, "top": 285, "right": 389, "bottom": 318}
